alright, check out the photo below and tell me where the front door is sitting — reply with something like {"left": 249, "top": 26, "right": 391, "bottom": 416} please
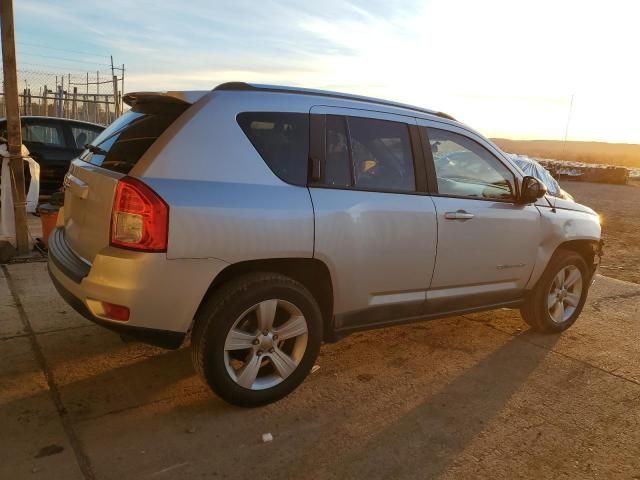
{"left": 420, "top": 124, "right": 541, "bottom": 311}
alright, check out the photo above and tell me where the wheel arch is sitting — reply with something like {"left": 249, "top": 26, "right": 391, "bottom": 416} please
{"left": 526, "top": 235, "right": 602, "bottom": 291}
{"left": 193, "top": 258, "right": 335, "bottom": 340}
{"left": 555, "top": 239, "right": 601, "bottom": 267}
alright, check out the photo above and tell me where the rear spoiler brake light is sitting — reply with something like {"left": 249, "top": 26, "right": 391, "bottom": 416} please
{"left": 123, "top": 91, "right": 206, "bottom": 107}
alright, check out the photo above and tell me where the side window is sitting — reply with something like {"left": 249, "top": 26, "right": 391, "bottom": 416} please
{"left": 70, "top": 125, "right": 102, "bottom": 149}
{"left": 237, "top": 112, "right": 309, "bottom": 186}
{"left": 426, "top": 128, "right": 515, "bottom": 201}
{"left": 22, "top": 123, "right": 64, "bottom": 147}
{"left": 347, "top": 117, "right": 415, "bottom": 192}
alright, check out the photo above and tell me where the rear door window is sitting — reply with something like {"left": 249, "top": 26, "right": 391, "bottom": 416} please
{"left": 70, "top": 125, "right": 103, "bottom": 149}
{"left": 237, "top": 112, "right": 309, "bottom": 186}
{"left": 81, "top": 102, "right": 188, "bottom": 174}
{"left": 348, "top": 117, "right": 416, "bottom": 192}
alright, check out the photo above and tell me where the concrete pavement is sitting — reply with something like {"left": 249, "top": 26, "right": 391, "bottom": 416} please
{"left": 1, "top": 261, "right": 640, "bottom": 479}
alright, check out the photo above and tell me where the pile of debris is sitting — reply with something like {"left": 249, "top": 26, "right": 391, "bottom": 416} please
{"left": 537, "top": 159, "right": 634, "bottom": 185}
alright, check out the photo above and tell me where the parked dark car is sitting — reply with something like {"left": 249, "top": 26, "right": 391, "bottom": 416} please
{"left": 0, "top": 116, "right": 104, "bottom": 196}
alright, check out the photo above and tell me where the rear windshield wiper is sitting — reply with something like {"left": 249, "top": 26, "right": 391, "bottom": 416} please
{"left": 85, "top": 144, "right": 107, "bottom": 155}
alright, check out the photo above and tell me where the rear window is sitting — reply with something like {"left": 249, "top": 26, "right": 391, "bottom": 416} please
{"left": 237, "top": 112, "right": 309, "bottom": 186}
{"left": 80, "top": 102, "right": 188, "bottom": 174}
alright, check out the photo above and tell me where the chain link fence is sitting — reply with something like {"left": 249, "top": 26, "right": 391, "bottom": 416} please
{"left": 1, "top": 68, "right": 125, "bottom": 125}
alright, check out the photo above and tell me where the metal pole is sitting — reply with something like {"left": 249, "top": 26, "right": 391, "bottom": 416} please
{"left": 0, "top": 0, "right": 29, "bottom": 254}
{"left": 562, "top": 93, "right": 574, "bottom": 156}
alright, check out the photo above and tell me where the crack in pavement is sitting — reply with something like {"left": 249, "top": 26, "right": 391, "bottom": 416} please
{"left": 1, "top": 265, "right": 96, "bottom": 480}
{"left": 590, "top": 290, "right": 640, "bottom": 312}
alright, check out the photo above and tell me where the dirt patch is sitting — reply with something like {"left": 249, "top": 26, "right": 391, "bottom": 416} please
{"left": 562, "top": 180, "right": 640, "bottom": 284}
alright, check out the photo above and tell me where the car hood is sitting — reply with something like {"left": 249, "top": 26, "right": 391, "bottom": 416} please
{"left": 551, "top": 196, "right": 598, "bottom": 216}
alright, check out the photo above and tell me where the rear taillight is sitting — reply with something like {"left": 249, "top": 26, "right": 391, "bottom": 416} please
{"left": 110, "top": 177, "right": 168, "bottom": 252}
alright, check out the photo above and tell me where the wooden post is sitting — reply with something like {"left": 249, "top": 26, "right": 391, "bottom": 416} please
{"left": 55, "top": 85, "right": 60, "bottom": 117}
{"left": 93, "top": 94, "right": 97, "bottom": 123}
{"left": 43, "top": 85, "right": 48, "bottom": 116}
{"left": 71, "top": 86, "right": 77, "bottom": 119}
{"left": 111, "top": 74, "right": 119, "bottom": 118}
{"left": 85, "top": 72, "right": 89, "bottom": 121}
{"left": 0, "top": 0, "right": 29, "bottom": 254}
{"left": 27, "top": 88, "right": 31, "bottom": 115}
{"left": 104, "top": 95, "right": 109, "bottom": 124}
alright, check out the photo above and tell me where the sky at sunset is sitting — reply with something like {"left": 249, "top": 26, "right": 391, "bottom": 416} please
{"left": 12, "top": 0, "right": 640, "bottom": 143}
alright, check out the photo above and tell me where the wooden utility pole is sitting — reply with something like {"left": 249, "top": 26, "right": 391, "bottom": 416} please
{"left": 71, "top": 87, "right": 78, "bottom": 118}
{"left": 111, "top": 75, "right": 120, "bottom": 118}
{"left": 0, "top": 0, "right": 29, "bottom": 254}
{"left": 42, "top": 85, "right": 48, "bottom": 116}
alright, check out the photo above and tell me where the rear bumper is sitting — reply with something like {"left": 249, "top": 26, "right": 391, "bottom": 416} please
{"left": 47, "top": 226, "right": 229, "bottom": 348}
{"left": 49, "top": 266, "right": 185, "bottom": 349}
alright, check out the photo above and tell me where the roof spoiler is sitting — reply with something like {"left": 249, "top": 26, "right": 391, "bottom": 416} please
{"left": 123, "top": 91, "right": 208, "bottom": 107}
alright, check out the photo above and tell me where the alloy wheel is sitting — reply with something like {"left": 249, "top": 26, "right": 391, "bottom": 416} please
{"left": 547, "top": 265, "right": 583, "bottom": 323}
{"left": 223, "top": 299, "right": 308, "bottom": 390}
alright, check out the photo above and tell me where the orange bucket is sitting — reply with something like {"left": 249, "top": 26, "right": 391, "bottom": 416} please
{"left": 38, "top": 204, "right": 60, "bottom": 248}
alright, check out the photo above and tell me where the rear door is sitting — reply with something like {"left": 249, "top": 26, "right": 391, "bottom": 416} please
{"left": 309, "top": 106, "right": 438, "bottom": 332}
{"left": 418, "top": 122, "right": 541, "bottom": 310}
{"left": 63, "top": 99, "right": 190, "bottom": 262}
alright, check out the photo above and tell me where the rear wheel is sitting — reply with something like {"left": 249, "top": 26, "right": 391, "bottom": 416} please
{"left": 520, "top": 249, "right": 590, "bottom": 333}
{"left": 191, "top": 272, "right": 322, "bottom": 407}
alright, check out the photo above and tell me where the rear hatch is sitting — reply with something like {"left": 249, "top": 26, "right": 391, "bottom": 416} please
{"left": 62, "top": 92, "right": 195, "bottom": 263}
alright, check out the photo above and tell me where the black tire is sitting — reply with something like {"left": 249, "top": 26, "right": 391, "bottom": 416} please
{"left": 191, "top": 272, "right": 323, "bottom": 407}
{"left": 520, "top": 249, "right": 590, "bottom": 333}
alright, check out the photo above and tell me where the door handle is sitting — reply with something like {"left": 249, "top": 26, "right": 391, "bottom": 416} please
{"left": 444, "top": 210, "right": 474, "bottom": 220}
{"left": 64, "top": 173, "right": 88, "bottom": 199}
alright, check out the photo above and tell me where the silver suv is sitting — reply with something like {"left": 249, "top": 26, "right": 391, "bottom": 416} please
{"left": 48, "top": 83, "right": 603, "bottom": 407}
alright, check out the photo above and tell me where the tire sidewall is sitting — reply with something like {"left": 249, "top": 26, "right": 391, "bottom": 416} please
{"left": 198, "top": 277, "right": 322, "bottom": 407}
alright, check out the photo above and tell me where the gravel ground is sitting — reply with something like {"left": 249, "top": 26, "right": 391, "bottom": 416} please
{"left": 2, "top": 262, "right": 640, "bottom": 479}
{"left": 561, "top": 180, "right": 640, "bottom": 284}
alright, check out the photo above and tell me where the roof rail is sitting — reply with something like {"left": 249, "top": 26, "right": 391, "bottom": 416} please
{"left": 214, "top": 82, "right": 457, "bottom": 122}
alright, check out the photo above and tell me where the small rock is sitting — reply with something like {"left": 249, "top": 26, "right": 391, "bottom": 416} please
{"left": 311, "top": 365, "right": 320, "bottom": 374}
{"left": 185, "top": 426, "right": 197, "bottom": 434}
{"left": 262, "top": 433, "right": 273, "bottom": 443}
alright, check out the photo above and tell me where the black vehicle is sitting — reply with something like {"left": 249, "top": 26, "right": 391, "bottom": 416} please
{"left": 0, "top": 116, "right": 104, "bottom": 196}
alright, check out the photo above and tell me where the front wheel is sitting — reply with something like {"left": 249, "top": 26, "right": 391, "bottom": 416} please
{"left": 520, "top": 249, "right": 590, "bottom": 333}
{"left": 191, "top": 272, "right": 322, "bottom": 407}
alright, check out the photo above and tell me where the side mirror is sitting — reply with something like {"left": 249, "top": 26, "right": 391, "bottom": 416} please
{"left": 519, "top": 176, "right": 547, "bottom": 204}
